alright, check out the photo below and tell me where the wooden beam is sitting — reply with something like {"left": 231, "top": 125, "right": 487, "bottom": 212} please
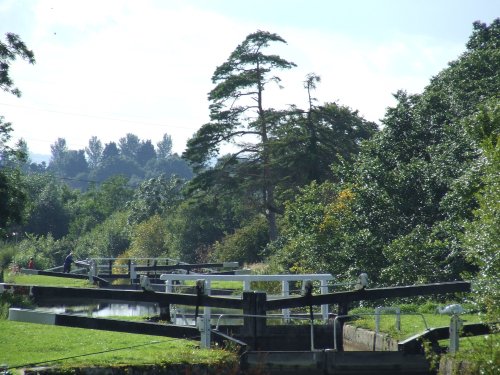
{"left": 31, "top": 285, "right": 243, "bottom": 309}
{"left": 25, "top": 281, "right": 472, "bottom": 313}
{"left": 265, "top": 281, "right": 471, "bottom": 311}
{"left": 9, "top": 308, "right": 198, "bottom": 339}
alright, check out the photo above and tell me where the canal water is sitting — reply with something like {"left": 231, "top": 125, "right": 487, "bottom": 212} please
{"left": 38, "top": 303, "right": 160, "bottom": 318}
{"left": 36, "top": 304, "right": 244, "bottom": 326}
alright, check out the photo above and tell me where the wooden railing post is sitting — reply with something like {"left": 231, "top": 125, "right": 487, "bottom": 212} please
{"left": 243, "top": 291, "right": 266, "bottom": 350}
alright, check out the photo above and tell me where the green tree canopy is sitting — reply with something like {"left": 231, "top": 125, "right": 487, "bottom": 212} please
{"left": 184, "top": 30, "right": 297, "bottom": 241}
{"left": 157, "top": 133, "right": 173, "bottom": 159}
{"left": 269, "top": 19, "right": 500, "bottom": 284}
{"left": 0, "top": 33, "right": 34, "bottom": 238}
{"left": 85, "top": 136, "right": 103, "bottom": 170}
{"left": 0, "top": 32, "right": 35, "bottom": 97}
{"left": 119, "top": 133, "right": 141, "bottom": 160}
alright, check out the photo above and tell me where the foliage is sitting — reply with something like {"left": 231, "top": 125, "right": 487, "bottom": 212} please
{"left": 267, "top": 19, "right": 499, "bottom": 286}
{"left": 92, "top": 153, "right": 144, "bottom": 184}
{"left": 462, "top": 100, "right": 500, "bottom": 320}
{"left": 73, "top": 211, "right": 131, "bottom": 259}
{"left": 381, "top": 221, "right": 471, "bottom": 285}
{"left": 184, "top": 30, "right": 297, "bottom": 241}
{"left": 127, "top": 175, "right": 184, "bottom": 224}
{"left": 14, "top": 233, "right": 73, "bottom": 270}
{"left": 183, "top": 32, "right": 378, "bottom": 260}
{"left": 0, "top": 159, "right": 26, "bottom": 238}
{"left": 119, "top": 133, "right": 142, "bottom": 160}
{"left": 157, "top": 133, "right": 173, "bottom": 159}
{"left": 0, "top": 32, "right": 35, "bottom": 96}
{"left": 48, "top": 138, "right": 89, "bottom": 179}
{"left": 166, "top": 194, "right": 241, "bottom": 263}
{"left": 126, "top": 215, "right": 174, "bottom": 259}
{"left": 102, "top": 141, "right": 120, "bottom": 160}
{"left": 211, "top": 215, "right": 268, "bottom": 264}
{"left": 37, "top": 133, "right": 191, "bottom": 189}
{"left": 136, "top": 139, "right": 157, "bottom": 166}
{"left": 85, "top": 135, "right": 103, "bottom": 169}
{"left": 0, "top": 32, "right": 34, "bottom": 238}
{"left": 67, "top": 175, "right": 133, "bottom": 238}
{"left": 452, "top": 334, "right": 500, "bottom": 375}
{"left": 0, "top": 241, "right": 16, "bottom": 271}
{"left": 22, "top": 174, "right": 74, "bottom": 239}
{"left": 144, "top": 154, "right": 193, "bottom": 180}
{"left": 270, "top": 101, "right": 378, "bottom": 198}
{"left": 268, "top": 181, "right": 384, "bottom": 280}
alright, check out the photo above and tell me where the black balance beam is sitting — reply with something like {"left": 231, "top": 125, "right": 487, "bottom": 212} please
{"left": 31, "top": 285, "right": 243, "bottom": 309}
{"left": 265, "top": 281, "right": 471, "bottom": 311}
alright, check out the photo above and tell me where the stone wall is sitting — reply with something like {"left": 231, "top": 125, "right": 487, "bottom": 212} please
{"left": 343, "top": 324, "right": 399, "bottom": 351}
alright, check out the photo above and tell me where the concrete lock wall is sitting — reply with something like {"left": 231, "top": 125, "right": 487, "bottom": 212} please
{"left": 343, "top": 324, "right": 399, "bottom": 351}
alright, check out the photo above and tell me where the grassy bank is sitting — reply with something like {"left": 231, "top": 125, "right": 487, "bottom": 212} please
{"left": 349, "top": 310, "right": 483, "bottom": 341}
{"left": 4, "top": 273, "right": 93, "bottom": 288}
{"left": 0, "top": 272, "right": 238, "bottom": 374}
{"left": 349, "top": 305, "right": 498, "bottom": 374}
{"left": 0, "top": 319, "right": 237, "bottom": 373}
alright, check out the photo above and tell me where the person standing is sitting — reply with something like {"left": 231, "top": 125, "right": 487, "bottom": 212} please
{"left": 28, "top": 257, "right": 35, "bottom": 269}
{"left": 63, "top": 252, "right": 74, "bottom": 273}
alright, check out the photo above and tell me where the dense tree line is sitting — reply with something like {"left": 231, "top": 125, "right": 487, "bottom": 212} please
{"left": 0, "top": 21, "right": 498, "bottom": 320}
{"left": 24, "top": 131, "right": 192, "bottom": 190}
{"left": 265, "top": 21, "right": 499, "bottom": 317}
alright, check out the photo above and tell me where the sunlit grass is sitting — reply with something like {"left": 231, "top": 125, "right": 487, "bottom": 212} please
{"left": 0, "top": 320, "right": 236, "bottom": 372}
{"left": 351, "top": 312, "right": 484, "bottom": 340}
{"left": 4, "top": 272, "right": 93, "bottom": 288}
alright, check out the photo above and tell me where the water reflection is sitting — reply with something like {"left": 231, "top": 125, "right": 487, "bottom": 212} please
{"left": 37, "top": 304, "right": 244, "bottom": 326}
{"left": 39, "top": 303, "right": 159, "bottom": 317}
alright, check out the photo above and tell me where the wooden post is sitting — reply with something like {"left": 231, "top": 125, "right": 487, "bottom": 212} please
{"left": 242, "top": 292, "right": 266, "bottom": 350}
{"left": 449, "top": 315, "right": 461, "bottom": 354}
{"left": 335, "top": 302, "right": 349, "bottom": 351}
{"left": 282, "top": 280, "right": 290, "bottom": 322}
{"left": 320, "top": 278, "right": 329, "bottom": 321}
{"left": 159, "top": 302, "right": 171, "bottom": 322}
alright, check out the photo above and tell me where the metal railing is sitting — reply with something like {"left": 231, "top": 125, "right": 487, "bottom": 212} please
{"left": 160, "top": 274, "right": 335, "bottom": 321}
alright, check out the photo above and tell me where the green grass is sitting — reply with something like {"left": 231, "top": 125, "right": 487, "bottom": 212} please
{"left": 177, "top": 280, "right": 243, "bottom": 294}
{"left": 0, "top": 272, "right": 237, "bottom": 373}
{"left": 349, "top": 314, "right": 500, "bottom": 354}
{"left": 0, "top": 319, "right": 237, "bottom": 373}
{"left": 349, "top": 310, "right": 486, "bottom": 342}
{"left": 5, "top": 272, "right": 93, "bottom": 288}
{"left": 210, "top": 280, "right": 243, "bottom": 293}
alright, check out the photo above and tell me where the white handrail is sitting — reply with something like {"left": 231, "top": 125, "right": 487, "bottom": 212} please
{"left": 160, "top": 273, "right": 335, "bottom": 321}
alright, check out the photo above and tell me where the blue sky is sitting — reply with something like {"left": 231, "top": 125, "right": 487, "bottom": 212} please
{"left": 1, "top": 0, "right": 498, "bottom": 158}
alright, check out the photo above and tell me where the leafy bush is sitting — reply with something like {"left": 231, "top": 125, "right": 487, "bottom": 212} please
{"left": 127, "top": 215, "right": 174, "bottom": 258}
{"left": 14, "top": 233, "right": 72, "bottom": 270}
{"left": 73, "top": 211, "right": 131, "bottom": 259}
{"left": 0, "top": 242, "right": 16, "bottom": 270}
{"left": 211, "top": 215, "right": 268, "bottom": 264}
